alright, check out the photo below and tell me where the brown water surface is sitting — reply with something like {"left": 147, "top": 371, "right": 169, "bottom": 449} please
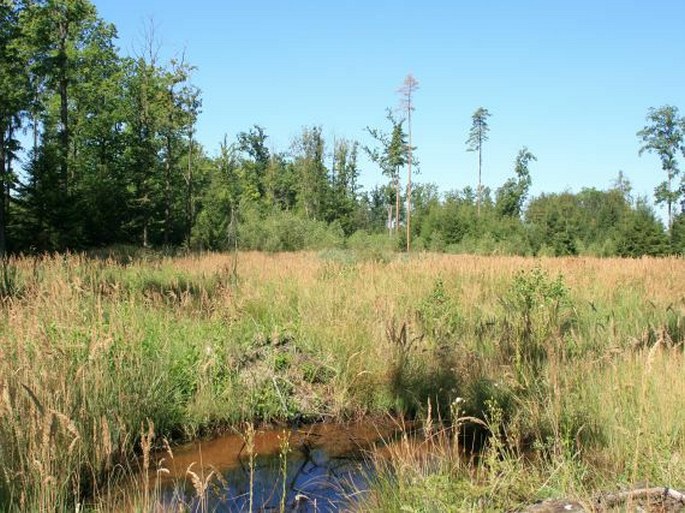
{"left": 150, "top": 419, "right": 411, "bottom": 512}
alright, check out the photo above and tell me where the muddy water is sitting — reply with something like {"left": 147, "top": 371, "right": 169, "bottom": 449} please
{"left": 150, "top": 420, "right": 410, "bottom": 512}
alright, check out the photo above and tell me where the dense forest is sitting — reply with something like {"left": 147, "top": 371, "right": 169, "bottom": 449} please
{"left": 1, "top": 0, "right": 684, "bottom": 257}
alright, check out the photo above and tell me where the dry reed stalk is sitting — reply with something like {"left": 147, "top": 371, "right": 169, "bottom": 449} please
{"left": 243, "top": 422, "right": 256, "bottom": 513}
{"left": 100, "top": 415, "right": 112, "bottom": 468}
{"left": 53, "top": 410, "right": 81, "bottom": 455}
{"left": 185, "top": 462, "right": 216, "bottom": 513}
{"left": 278, "top": 430, "right": 291, "bottom": 513}
{"left": 140, "top": 420, "right": 155, "bottom": 510}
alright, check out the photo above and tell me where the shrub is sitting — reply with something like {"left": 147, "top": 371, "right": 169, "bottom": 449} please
{"left": 239, "top": 210, "right": 344, "bottom": 252}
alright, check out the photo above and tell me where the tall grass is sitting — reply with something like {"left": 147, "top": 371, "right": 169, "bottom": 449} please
{"left": 0, "top": 251, "right": 682, "bottom": 510}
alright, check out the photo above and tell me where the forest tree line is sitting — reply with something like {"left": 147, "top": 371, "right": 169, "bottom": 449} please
{"left": 1, "top": 0, "right": 684, "bottom": 257}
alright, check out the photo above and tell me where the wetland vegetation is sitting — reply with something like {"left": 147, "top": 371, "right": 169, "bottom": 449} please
{"left": 0, "top": 251, "right": 683, "bottom": 511}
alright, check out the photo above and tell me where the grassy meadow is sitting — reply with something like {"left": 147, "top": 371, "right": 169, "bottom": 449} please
{"left": 0, "top": 249, "right": 683, "bottom": 511}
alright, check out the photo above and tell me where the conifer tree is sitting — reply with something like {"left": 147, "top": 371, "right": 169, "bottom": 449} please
{"left": 466, "top": 107, "right": 491, "bottom": 217}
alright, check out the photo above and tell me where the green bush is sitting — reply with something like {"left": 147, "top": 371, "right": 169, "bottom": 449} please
{"left": 500, "top": 267, "right": 574, "bottom": 382}
{"left": 346, "top": 230, "right": 397, "bottom": 261}
{"left": 239, "top": 210, "right": 344, "bottom": 251}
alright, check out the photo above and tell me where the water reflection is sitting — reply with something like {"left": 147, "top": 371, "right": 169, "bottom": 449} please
{"left": 153, "top": 421, "right": 406, "bottom": 512}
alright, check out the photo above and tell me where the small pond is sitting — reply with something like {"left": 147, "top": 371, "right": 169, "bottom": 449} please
{"left": 150, "top": 420, "right": 411, "bottom": 512}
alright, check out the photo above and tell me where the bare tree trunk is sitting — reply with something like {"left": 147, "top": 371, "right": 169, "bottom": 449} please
{"left": 0, "top": 122, "right": 6, "bottom": 256}
{"left": 33, "top": 110, "right": 39, "bottom": 158}
{"left": 406, "top": 107, "right": 412, "bottom": 251}
{"left": 186, "top": 131, "right": 193, "bottom": 246}
{"left": 228, "top": 206, "right": 238, "bottom": 285}
{"left": 4, "top": 122, "right": 12, "bottom": 253}
{"left": 399, "top": 73, "right": 418, "bottom": 252}
{"left": 667, "top": 176, "right": 672, "bottom": 231}
{"left": 477, "top": 143, "right": 482, "bottom": 217}
{"left": 395, "top": 172, "right": 400, "bottom": 234}
{"left": 58, "top": 19, "right": 70, "bottom": 193}
{"left": 164, "top": 137, "right": 171, "bottom": 246}
{"left": 59, "top": 78, "right": 69, "bottom": 190}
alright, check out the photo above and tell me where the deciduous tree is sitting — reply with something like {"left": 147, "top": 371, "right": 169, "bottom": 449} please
{"left": 637, "top": 105, "right": 683, "bottom": 230}
{"left": 496, "top": 147, "right": 535, "bottom": 218}
{"left": 292, "top": 126, "right": 329, "bottom": 220}
{"left": 365, "top": 110, "right": 408, "bottom": 234}
{"left": 330, "top": 137, "right": 360, "bottom": 235}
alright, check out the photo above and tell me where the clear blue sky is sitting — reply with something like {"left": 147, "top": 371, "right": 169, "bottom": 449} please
{"left": 96, "top": 0, "right": 685, "bottom": 214}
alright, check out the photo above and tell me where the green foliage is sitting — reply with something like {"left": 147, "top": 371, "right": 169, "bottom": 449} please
{"left": 523, "top": 188, "right": 649, "bottom": 257}
{"left": 292, "top": 126, "right": 329, "bottom": 220}
{"left": 346, "top": 230, "right": 397, "bottom": 262}
{"left": 506, "top": 267, "right": 570, "bottom": 340}
{"left": 501, "top": 267, "right": 573, "bottom": 381}
{"left": 496, "top": 147, "right": 535, "bottom": 218}
{"left": 637, "top": 105, "right": 684, "bottom": 229}
{"left": 416, "top": 278, "right": 462, "bottom": 342}
{"left": 365, "top": 110, "right": 410, "bottom": 234}
{"left": 466, "top": 107, "right": 491, "bottom": 153}
{"left": 419, "top": 189, "right": 475, "bottom": 247}
{"left": 329, "top": 138, "right": 362, "bottom": 235}
{"left": 466, "top": 106, "right": 492, "bottom": 213}
{"left": 672, "top": 213, "right": 685, "bottom": 254}
{"left": 238, "top": 209, "right": 343, "bottom": 252}
{"left": 3, "top": 0, "right": 206, "bottom": 252}
{"left": 616, "top": 200, "right": 669, "bottom": 257}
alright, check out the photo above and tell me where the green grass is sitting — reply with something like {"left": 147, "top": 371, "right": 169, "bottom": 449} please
{"left": 0, "top": 251, "right": 682, "bottom": 511}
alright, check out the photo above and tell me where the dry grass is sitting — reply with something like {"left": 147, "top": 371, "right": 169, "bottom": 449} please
{"left": 0, "top": 251, "right": 682, "bottom": 511}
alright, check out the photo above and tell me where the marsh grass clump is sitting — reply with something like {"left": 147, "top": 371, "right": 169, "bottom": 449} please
{"left": 416, "top": 278, "right": 462, "bottom": 343}
{"left": 384, "top": 316, "right": 469, "bottom": 423}
{"left": 95, "top": 265, "right": 230, "bottom": 311}
{"left": 499, "top": 267, "right": 574, "bottom": 372}
{"left": 631, "top": 306, "right": 685, "bottom": 350}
